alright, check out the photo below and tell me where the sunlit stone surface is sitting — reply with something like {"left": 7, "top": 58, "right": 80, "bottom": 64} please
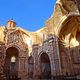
{"left": 0, "top": 0, "right": 80, "bottom": 80}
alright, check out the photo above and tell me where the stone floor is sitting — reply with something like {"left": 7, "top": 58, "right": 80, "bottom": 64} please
{"left": 1, "top": 75, "right": 80, "bottom": 80}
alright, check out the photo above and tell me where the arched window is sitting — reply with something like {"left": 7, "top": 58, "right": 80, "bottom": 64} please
{"left": 11, "top": 56, "right": 16, "bottom": 63}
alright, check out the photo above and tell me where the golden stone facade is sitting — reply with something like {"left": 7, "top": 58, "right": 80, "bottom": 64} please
{"left": 0, "top": 0, "right": 80, "bottom": 80}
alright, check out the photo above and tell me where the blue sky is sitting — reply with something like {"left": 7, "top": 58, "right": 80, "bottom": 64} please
{"left": 0, "top": 0, "right": 56, "bottom": 31}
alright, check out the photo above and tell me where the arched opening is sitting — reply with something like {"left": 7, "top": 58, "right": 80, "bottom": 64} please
{"left": 59, "top": 15, "right": 80, "bottom": 76}
{"left": 4, "top": 47, "right": 19, "bottom": 79}
{"left": 40, "top": 53, "right": 51, "bottom": 79}
{"left": 59, "top": 15, "right": 80, "bottom": 48}
{"left": 28, "top": 56, "right": 34, "bottom": 78}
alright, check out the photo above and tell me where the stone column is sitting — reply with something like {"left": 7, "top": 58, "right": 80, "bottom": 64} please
{"left": 18, "top": 49, "right": 28, "bottom": 80}
{"left": 0, "top": 43, "right": 6, "bottom": 80}
{"left": 32, "top": 44, "right": 39, "bottom": 79}
{"left": 49, "top": 35, "right": 62, "bottom": 79}
{"left": 53, "top": 37, "right": 62, "bottom": 75}
{"left": 18, "top": 57, "right": 25, "bottom": 79}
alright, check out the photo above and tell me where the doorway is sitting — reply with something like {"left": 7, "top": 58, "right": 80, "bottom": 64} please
{"left": 4, "top": 47, "right": 19, "bottom": 80}
{"left": 40, "top": 53, "right": 51, "bottom": 79}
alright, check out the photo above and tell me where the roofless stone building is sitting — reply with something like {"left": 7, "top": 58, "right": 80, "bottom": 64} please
{"left": 0, "top": 0, "right": 80, "bottom": 80}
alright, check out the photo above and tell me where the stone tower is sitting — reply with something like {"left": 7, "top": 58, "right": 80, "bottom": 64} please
{"left": 7, "top": 19, "right": 16, "bottom": 29}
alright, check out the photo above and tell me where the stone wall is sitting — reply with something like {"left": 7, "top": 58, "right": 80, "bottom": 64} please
{"left": 31, "top": 35, "right": 62, "bottom": 79}
{"left": 0, "top": 42, "right": 6, "bottom": 80}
